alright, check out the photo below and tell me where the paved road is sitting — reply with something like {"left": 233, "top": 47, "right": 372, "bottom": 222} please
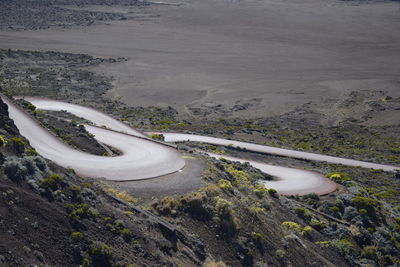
{"left": 2, "top": 96, "right": 185, "bottom": 181}
{"left": 8, "top": 96, "right": 398, "bottom": 195}
{"left": 160, "top": 133, "right": 400, "bottom": 172}
{"left": 206, "top": 152, "right": 336, "bottom": 196}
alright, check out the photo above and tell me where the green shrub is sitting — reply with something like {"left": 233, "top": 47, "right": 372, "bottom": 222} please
{"left": 0, "top": 135, "right": 6, "bottom": 148}
{"left": 310, "top": 218, "right": 326, "bottom": 231}
{"left": 302, "top": 226, "right": 313, "bottom": 237}
{"left": 103, "top": 216, "right": 113, "bottom": 222}
{"left": 282, "top": 221, "right": 302, "bottom": 232}
{"left": 67, "top": 203, "right": 98, "bottom": 220}
{"left": 81, "top": 258, "right": 91, "bottom": 267}
{"left": 226, "top": 165, "right": 251, "bottom": 190}
{"left": 70, "top": 232, "right": 84, "bottom": 241}
{"left": 70, "top": 184, "right": 82, "bottom": 195}
{"left": 362, "top": 246, "right": 380, "bottom": 261}
{"left": 316, "top": 239, "right": 355, "bottom": 256}
{"left": 352, "top": 196, "right": 380, "bottom": 209}
{"left": 41, "top": 173, "right": 63, "bottom": 191}
{"left": 268, "top": 188, "right": 278, "bottom": 198}
{"left": 7, "top": 137, "right": 25, "bottom": 153}
{"left": 26, "top": 148, "right": 38, "bottom": 156}
{"left": 214, "top": 197, "right": 236, "bottom": 236}
{"left": 89, "top": 242, "right": 113, "bottom": 267}
{"left": 24, "top": 102, "right": 36, "bottom": 111}
{"left": 330, "top": 206, "right": 340, "bottom": 213}
{"left": 335, "top": 239, "right": 355, "bottom": 256}
{"left": 218, "top": 179, "right": 233, "bottom": 192}
{"left": 149, "top": 133, "right": 165, "bottom": 141}
{"left": 121, "top": 228, "right": 133, "bottom": 241}
{"left": 353, "top": 196, "right": 380, "bottom": 218}
{"left": 253, "top": 184, "right": 269, "bottom": 198}
{"left": 327, "top": 172, "right": 351, "bottom": 183}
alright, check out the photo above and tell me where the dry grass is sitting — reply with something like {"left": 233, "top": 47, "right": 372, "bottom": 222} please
{"left": 203, "top": 258, "right": 227, "bottom": 267}
{"left": 105, "top": 187, "right": 138, "bottom": 204}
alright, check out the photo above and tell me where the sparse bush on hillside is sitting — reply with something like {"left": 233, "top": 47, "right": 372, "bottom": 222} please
{"left": 26, "top": 148, "right": 38, "bottom": 156}
{"left": 6, "top": 137, "right": 26, "bottom": 154}
{"left": 154, "top": 196, "right": 179, "bottom": 215}
{"left": 180, "top": 191, "right": 210, "bottom": 220}
{"left": 89, "top": 241, "right": 113, "bottom": 267}
{"left": 0, "top": 135, "right": 6, "bottom": 147}
{"left": 253, "top": 184, "right": 269, "bottom": 198}
{"left": 268, "top": 188, "right": 278, "bottom": 198}
{"left": 213, "top": 197, "right": 237, "bottom": 237}
{"left": 218, "top": 179, "right": 233, "bottom": 192}
{"left": 327, "top": 172, "right": 352, "bottom": 184}
{"left": 66, "top": 203, "right": 98, "bottom": 220}
{"left": 4, "top": 157, "right": 28, "bottom": 182}
{"left": 71, "top": 231, "right": 84, "bottom": 241}
{"left": 41, "top": 173, "right": 63, "bottom": 191}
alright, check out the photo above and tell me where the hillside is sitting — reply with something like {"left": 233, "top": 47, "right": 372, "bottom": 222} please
{"left": 1, "top": 85, "right": 400, "bottom": 266}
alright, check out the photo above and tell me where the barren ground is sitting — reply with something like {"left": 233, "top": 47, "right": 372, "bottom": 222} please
{"left": 0, "top": 0, "right": 399, "bottom": 120}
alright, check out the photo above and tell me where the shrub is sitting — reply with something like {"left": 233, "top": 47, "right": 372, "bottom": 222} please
{"left": 0, "top": 135, "right": 6, "bottom": 148}
{"left": 253, "top": 184, "right": 269, "bottom": 198}
{"left": 327, "top": 172, "right": 352, "bottom": 184}
{"left": 249, "top": 204, "right": 266, "bottom": 216}
{"left": 310, "top": 218, "right": 326, "bottom": 231}
{"left": 316, "top": 239, "right": 355, "bottom": 256}
{"left": 218, "top": 179, "right": 233, "bottom": 192}
{"left": 155, "top": 196, "right": 179, "bottom": 215}
{"left": 268, "top": 188, "right": 278, "bottom": 198}
{"left": 352, "top": 196, "right": 380, "bottom": 210}
{"left": 362, "top": 245, "right": 380, "bottom": 261}
{"left": 302, "top": 226, "right": 313, "bottom": 237}
{"left": 303, "top": 193, "right": 320, "bottom": 201}
{"left": 214, "top": 197, "right": 236, "bottom": 236}
{"left": 334, "top": 239, "right": 355, "bottom": 256}
{"left": 71, "top": 232, "right": 84, "bottom": 241}
{"left": 282, "top": 221, "right": 302, "bottom": 233}
{"left": 41, "top": 173, "right": 63, "bottom": 191}
{"left": 89, "top": 242, "right": 113, "bottom": 267}
{"left": 121, "top": 228, "right": 133, "bottom": 241}
{"left": 226, "top": 165, "right": 251, "bottom": 190}
{"left": 103, "top": 216, "right": 113, "bottom": 222}
{"left": 202, "top": 183, "right": 220, "bottom": 197}
{"left": 330, "top": 206, "right": 340, "bottom": 213}
{"left": 67, "top": 203, "right": 98, "bottom": 220}
{"left": 6, "top": 137, "right": 25, "bottom": 154}
{"left": 4, "top": 157, "right": 28, "bottom": 182}
{"left": 70, "top": 184, "right": 82, "bottom": 196}
{"left": 180, "top": 192, "right": 210, "bottom": 220}
{"left": 25, "top": 102, "right": 36, "bottom": 111}
{"left": 81, "top": 258, "right": 91, "bottom": 267}
{"left": 149, "top": 133, "right": 165, "bottom": 141}
{"left": 33, "top": 156, "right": 47, "bottom": 171}
{"left": 295, "top": 207, "right": 312, "bottom": 221}
{"left": 33, "top": 250, "right": 44, "bottom": 262}
{"left": 26, "top": 148, "right": 38, "bottom": 156}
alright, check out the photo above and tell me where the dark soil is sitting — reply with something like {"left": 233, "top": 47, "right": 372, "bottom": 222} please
{"left": 0, "top": 0, "right": 148, "bottom": 31}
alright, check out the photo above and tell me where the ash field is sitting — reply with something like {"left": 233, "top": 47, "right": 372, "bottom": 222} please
{"left": 1, "top": 0, "right": 400, "bottom": 122}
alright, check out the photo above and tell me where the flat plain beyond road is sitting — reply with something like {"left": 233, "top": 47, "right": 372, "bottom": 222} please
{"left": 1, "top": 0, "right": 400, "bottom": 117}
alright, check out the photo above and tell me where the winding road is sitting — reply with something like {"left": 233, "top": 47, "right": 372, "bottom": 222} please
{"left": 2, "top": 96, "right": 185, "bottom": 181}
{"left": 3, "top": 96, "right": 399, "bottom": 195}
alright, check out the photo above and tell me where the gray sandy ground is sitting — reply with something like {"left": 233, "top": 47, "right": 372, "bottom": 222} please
{"left": 110, "top": 155, "right": 206, "bottom": 200}
{"left": 0, "top": 0, "right": 399, "bottom": 118}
